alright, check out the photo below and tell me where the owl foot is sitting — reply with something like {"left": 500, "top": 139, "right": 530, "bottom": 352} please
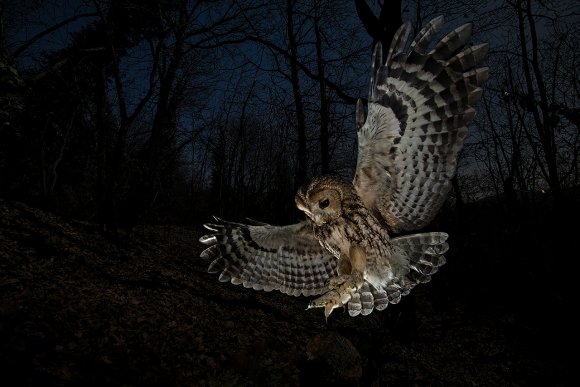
{"left": 308, "top": 272, "right": 364, "bottom": 320}
{"left": 307, "top": 290, "right": 346, "bottom": 320}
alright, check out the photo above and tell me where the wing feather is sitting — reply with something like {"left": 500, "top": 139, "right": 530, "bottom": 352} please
{"left": 354, "top": 16, "right": 488, "bottom": 232}
{"left": 346, "top": 232, "right": 448, "bottom": 317}
{"left": 200, "top": 220, "right": 336, "bottom": 297}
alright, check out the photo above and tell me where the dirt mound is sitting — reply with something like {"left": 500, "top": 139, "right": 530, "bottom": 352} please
{"left": 0, "top": 199, "right": 570, "bottom": 386}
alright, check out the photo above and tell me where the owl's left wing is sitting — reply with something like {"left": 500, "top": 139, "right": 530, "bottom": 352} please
{"left": 354, "top": 16, "right": 488, "bottom": 233}
{"left": 348, "top": 232, "right": 448, "bottom": 316}
{"left": 199, "top": 219, "right": 337, "bottom": 297}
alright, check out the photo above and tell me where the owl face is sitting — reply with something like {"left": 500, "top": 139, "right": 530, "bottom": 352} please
{"left": 295, "top": 175, "right": 352, "bottom": 226}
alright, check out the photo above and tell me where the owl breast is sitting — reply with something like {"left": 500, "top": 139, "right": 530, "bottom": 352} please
{"left": 314, "top": 206, "right": 405, "bottom": 291}
{"left": 315, "top": 221, "right": 348, "bottom": 259}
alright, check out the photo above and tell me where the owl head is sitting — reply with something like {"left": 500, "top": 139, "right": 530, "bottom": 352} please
{"left": 295, "top": 175, "right": 357, "bottom": 226}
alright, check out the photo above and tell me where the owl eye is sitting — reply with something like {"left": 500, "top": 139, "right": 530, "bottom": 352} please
{"left": 319, "top": 198, "right": 330, "bottom": 209}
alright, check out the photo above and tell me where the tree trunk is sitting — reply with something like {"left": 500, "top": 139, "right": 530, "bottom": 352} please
{"left": 95, "top": 67, "right": 110, "bottom": 229}
{"left": 286, "top": 0, "right": 307, "bottom": 187}
{"left": 516, "top": 0, "right": 562, "bottom": 206}
{"left": 314, "top": 12, "right": 330, "bottom": 174}
{"left": 355, "top": 0, "right": 402, "bottom": 57}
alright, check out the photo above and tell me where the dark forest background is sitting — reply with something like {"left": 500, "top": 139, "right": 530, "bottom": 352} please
{"left": 0, "top": 0, "right": 579, "bottom": 385}
{"left": 1, "top": 0, "right": 578, "bottom": 228}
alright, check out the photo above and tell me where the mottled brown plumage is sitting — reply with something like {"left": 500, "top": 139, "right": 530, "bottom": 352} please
{"left": 200, "top": 16, "right": 487, "bottom": 318}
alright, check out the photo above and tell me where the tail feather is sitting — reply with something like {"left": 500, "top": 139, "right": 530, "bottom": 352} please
{"left": 392, "top": 231, "right": 448, "bottom": 281}
{"left": 347, "top": 232, "right": 449, "bottom": 317}
{"left": 348, "top": 282, "right": 390, "bottom": 317}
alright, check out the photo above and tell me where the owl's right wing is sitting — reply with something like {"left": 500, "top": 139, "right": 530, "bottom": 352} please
{"left": 199, "top": 219, "right": 337, "bottom": 297}
{"left": 353, "top": 16, "right": 488, "bottom": 233}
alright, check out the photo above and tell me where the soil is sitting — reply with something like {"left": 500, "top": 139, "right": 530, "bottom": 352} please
{"left": 0, "top": 199, "right": 573, "bottom": 386}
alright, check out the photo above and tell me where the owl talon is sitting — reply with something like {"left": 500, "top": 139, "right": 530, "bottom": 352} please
{"left": 308, "top": 288, "right": 354, "bottom": 320}
{"left": 308, "top": 271, "right": 366, "bottom": 319}
{"left": 324, "top": 303, "right": 337, "bottom": 321}
{"left": 308, "top": 289, "right": 339, "bottom": 309}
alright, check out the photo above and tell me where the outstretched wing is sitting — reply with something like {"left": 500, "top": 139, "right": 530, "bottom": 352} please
{"left": 354, "top": 16, "right": 489, "bottom": 233}
{"left": 199, "top": 220, "right": 337, "bottom": 297}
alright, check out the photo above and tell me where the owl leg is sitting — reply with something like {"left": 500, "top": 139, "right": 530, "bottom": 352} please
{"left": 308, "top": 245, "right": 366, "bottom": 319}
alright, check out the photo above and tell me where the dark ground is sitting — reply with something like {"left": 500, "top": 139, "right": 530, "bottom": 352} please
{"left": 0, "top": 198, "right": 574, "bottom": 386}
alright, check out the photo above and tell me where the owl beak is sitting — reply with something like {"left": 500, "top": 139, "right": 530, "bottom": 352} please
{"left": 295, "top": 196, "right": 314, "bottom": 219}
{"left": 296, "top": 204, "right": 323, "bottom": 225}
{"left": 302, "top": 208, "right": 315, "bottom": 221}
{"left": 295, "top": 195, "right": 326, "bottom": 225}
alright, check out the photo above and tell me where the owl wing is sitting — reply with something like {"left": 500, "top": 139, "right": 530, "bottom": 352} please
{"left": 199, "top": 219, "right": 337, "bottom": 297}
{"left": 348, "top": 232, "right": 449, "bottom": 316}
{"left": 353, "top": 16, "right": 488, "bottom": 232}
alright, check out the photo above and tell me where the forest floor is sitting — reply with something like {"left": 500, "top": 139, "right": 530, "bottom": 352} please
{"left": 0, "top": 198, "right": 574, "bottom": 386}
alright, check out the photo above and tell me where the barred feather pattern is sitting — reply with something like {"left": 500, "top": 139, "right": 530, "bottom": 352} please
{"left": 200, "top": 220, "right": 337, "bottom": 297}
{"left": 354, "top": 15, "right": 489, "bottom": 233}
{"left": 347, "top": 232, "right": 448, "bottom": 316}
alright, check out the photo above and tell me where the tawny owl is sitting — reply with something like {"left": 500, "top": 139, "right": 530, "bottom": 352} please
{"left": 200, "top": 16, "right": 488, "bottom": 319}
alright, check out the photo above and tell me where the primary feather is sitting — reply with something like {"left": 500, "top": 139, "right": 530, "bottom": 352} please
{"left": 200, "top": 220, "right": 336, "bottom": 297}
{"left": 354, "top": 16, "right": 489, "bottom": 233}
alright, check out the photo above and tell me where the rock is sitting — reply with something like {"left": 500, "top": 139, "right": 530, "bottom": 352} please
{"left": 303, "top": 332, "right": 363, "bottom": 386}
